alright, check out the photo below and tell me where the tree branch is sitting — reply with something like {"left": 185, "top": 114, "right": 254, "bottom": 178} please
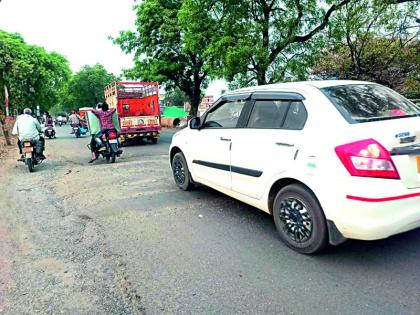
{"left": 293, "top": 0, "right": 352, "bottom": 43}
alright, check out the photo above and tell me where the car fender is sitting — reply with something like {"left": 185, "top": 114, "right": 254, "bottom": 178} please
{"left": 263, "top": 168, "right": 342, "bottom": 221}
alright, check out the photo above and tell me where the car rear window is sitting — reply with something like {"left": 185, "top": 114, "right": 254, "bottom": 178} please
{"left": 321, "top": 84, "right": 420, "bottom": 123}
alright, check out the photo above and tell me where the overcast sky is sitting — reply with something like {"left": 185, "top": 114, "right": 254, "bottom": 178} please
{"left": 0, "top": 0, "right": 226, "bottom": 97}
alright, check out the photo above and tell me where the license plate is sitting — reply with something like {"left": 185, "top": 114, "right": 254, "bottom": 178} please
{"left": 417, "top": 156, "right": 420, "bottom": 173}
{"left": 23, "top": 147, "right": 33, "bottom": 153}
{"left": 109, "top": 139, "right": 118, "bottom": 144}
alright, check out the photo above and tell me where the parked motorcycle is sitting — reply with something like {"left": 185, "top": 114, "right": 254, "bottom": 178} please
{"left": 91, "top": 130, "right": 123, "bottom": 163}
{"left": 44, "top": 126, "right": 56, "bottom": 139}
{"left": 20, "top": 139, "right": 43, "bottom": 172}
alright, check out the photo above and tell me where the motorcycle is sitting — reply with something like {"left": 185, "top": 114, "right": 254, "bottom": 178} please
{"left": 57, "top": 120, "right": 63, "bottom": 127}
{"left": 44, "top": 126, "right": 56, "bottom": 139}
{"left": 20, "top": 139, "right": 43, "bottom": 172}
{"left": 91, "top": 130, "right": 123, "bottom": 163}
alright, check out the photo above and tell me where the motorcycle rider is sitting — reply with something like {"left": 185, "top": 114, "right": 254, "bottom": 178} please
{"left": 88, "top": 102, "right": 120, "bottom": 163}
{"left": 12, "top": 108, "right": 46, "bottom": 160}
{"left": 44, "top": 111, "right": 55, "bottom": 137}
{"left": 68, "top": 110, "right": 81, "bottom": 133}
{"left": 44, "top": 111, "right": 54, "bottom": 127}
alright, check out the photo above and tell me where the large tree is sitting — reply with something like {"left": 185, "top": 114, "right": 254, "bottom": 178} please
{"left": 312, "top": 0, "right": 420, "bottom": 96}
{"left": 179, "top": 0, "right": 361, "bottom": 87}
{"left": 60, "top": 64, "right": 118, "bottom": 112}
{"left": 114, "top": 0, "right": 210, "bottom": 116}
{"left": 0, "top": 30, "right": 71, "bottom": 114}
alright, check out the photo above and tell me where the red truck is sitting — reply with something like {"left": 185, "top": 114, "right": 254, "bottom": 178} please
{"left": 104, "top": 81, "right": 161, "bottom": 144}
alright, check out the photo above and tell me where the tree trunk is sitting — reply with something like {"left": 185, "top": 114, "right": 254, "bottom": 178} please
{"left": 0, "top": 116, "right": 12, "bottom": 146}
{"left": 188, "top": 74, "right": 202, "bottom": 117}
{"left": 257, "top": 68, "right": 267, "bottom": 85}
{"left": 189, "top": 93, "right": 200, "bottom": 117}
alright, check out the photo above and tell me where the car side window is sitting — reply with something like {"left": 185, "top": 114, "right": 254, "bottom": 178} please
{"left": 203, "top": 99, "right": 246, "bottom": 128}
{"left": 247, "top": 100, "right": 290, "bottom": 128}
{"left": 283, "top": 101, "right": 307, "bottom": 130}
{"left": 247, "top": 100, "right": 307, "bottom": 130}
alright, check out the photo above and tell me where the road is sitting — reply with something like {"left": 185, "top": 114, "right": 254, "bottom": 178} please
{"left": 0, "top": 126, "right": 419, "bottom": 314}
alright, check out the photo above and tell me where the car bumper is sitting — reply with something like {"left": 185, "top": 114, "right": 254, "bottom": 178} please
{"left": 333, "top": 190, "right": 420, "bottom": 240}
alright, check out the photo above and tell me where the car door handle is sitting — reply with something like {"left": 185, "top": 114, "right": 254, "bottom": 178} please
{"left": 220, "top": 137, "right": 231, "bottom": 142}
{"left": 275, "top": 142, "right": 294, "bottom": 147}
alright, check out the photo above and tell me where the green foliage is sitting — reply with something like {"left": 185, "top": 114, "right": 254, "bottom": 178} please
{"left": 60, "top": 64, "right": 118, "bottom": 112}
{"left": 0, "top": 29, "right": 71, "bottom": 114}
{"left": 312, "top": 0, "right": 420, "bottom": 95}
{"left": 114, "top": 0, "right": 209, "bottom": 116}
{"left": 180, "top": 0, "right": 355, "bottom": 87}
{"left": 164, "top": 87, "right": 189, "bottom": 107}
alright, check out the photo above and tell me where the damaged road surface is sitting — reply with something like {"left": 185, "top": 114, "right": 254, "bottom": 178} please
{"left": 1, "top": 127, "right": 420, "bottom": 314}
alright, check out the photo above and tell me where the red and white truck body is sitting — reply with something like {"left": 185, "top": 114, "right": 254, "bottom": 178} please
{"left": 104, "top": 81, "right": 161, "bottom": 143}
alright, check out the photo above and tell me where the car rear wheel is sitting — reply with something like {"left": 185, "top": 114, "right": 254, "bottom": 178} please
{"left": 273, "top": 184, "right": 327, "bottom": 254}
{"left": 172, "top": 152, "right": 193, "bottom": 191}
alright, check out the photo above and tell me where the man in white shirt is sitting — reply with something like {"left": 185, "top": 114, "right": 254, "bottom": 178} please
{"left": 12, "top": 108, "right": 45, "bottom": 160}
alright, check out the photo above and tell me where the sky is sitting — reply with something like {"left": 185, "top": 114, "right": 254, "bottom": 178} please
{"left": 0, "top": 0, "right": 226, "bottom": 98}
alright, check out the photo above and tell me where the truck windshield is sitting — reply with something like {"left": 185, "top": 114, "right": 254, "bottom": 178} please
{"left": 321, "top": 84, "right": 420, "bottom": 123}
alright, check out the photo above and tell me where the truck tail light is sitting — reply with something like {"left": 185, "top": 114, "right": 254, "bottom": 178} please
{"left": 335, "top": 139, "right": 400, "bottom": 179}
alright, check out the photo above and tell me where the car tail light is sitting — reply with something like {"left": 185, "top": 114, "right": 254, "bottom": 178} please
{"left": 335, "top": 139, "right": 400, "bottom": 179}
{"left": 108, "top": 132, "right": 117, "bottom": 140}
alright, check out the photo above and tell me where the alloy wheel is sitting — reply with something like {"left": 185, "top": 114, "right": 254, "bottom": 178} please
{"left": 278, "top": 197, "right": 313, "bottom": 243}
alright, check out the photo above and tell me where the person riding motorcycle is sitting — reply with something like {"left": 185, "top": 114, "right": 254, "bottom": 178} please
{"left": 44, "top": 111, "right": 54, "bottom": 127}
{"left": 68, "top": 110, "right": 81, "bottom": 132}
{"left": 12, "top": 108, "right": 46, "bottom": 160}
{"left": 88, "top": 102, "right": 121, "bottom": 162}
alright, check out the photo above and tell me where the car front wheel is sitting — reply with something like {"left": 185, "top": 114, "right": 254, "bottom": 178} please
{"left": 172, "top": 152, "right": 193, "bottom": 191}
{"left": 273, "top": 184, "right": 327, "bottom": 254}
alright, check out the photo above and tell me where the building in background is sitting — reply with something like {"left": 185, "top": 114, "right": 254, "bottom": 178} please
{"left": 184, "top": 95, "right": 214, "bottom": 116}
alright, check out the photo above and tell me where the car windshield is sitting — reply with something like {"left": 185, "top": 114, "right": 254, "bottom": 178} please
{"left": 321, "top": 84, "right": 420, "bottom": 123}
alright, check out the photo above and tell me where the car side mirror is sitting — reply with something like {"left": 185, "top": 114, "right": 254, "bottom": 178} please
{"left": 189, "top": 117, "right": 201, "bottom": 130}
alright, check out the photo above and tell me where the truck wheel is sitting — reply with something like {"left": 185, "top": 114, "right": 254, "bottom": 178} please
{"left": 172, "top": 152, "right": 193, "bottom": 191}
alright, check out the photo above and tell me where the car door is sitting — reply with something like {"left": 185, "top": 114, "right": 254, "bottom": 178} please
{"left": 230, "top": 93, "right": 308, "bottom": 199}
{"left": 190, "top": 96, "right": 248, "bottom": 189}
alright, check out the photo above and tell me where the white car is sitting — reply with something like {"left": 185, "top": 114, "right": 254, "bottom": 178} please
{"left": 169, "top": 81, "right": 420, "bottom": 254}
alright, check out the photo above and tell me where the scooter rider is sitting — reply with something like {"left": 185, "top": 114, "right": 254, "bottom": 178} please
{"left": 12, "top": 108, "right": 46, "bottom": 160}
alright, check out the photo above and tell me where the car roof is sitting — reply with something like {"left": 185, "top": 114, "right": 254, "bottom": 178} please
{"left": 227, "top": 80, "right": 375, "bottom": 96}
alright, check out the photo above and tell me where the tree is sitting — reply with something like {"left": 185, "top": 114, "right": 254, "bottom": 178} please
{"left": 0, "top": 30, "right": 71, "bottom": 114}
{"left": 179, "top": 0, "right": 359, "bottom": 88}
{"left": 114, "top": 0, "right": 210, "bottom": 116}
{"left": 60, "top": 64, "right": 118, "bottom": 112}
{"left": 312, "top": 0, "right": 420, "bottom": 96}
{"left": 164, "top": 87, "right": 189, "bottom": 107}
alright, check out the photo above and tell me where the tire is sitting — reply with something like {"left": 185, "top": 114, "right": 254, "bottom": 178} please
{"left": 27, "top": 158, "right": 34, "bottom": 173}
{"left": 273, "top": 184, "right": 327, "bottom": 254}
{"left": 111, "top": 153, "right": 116, "bottom": 163}
{"left": 151, "top": 138, "right": 158, "bottom": 144}
{"left": 106, "top": 155, "right": 111, "bottom": 163}
{"left": 171, "top": 152, "right": 193, "bottom": 191}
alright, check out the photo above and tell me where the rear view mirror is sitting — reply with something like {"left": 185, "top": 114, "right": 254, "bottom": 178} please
{"left": 189, "top": 117, "right": 200, "bottom": 129}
